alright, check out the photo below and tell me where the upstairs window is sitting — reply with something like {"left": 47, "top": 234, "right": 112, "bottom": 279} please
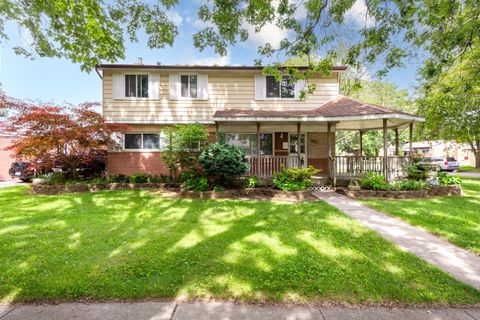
{"left": 125, "top": 74, "right": 148, "bottom": 98}
{"left": 181, "top": 75, "right": 197, "bottom": 98}
{"left": 266, "top": 76, "right": 295, "bottom": 98}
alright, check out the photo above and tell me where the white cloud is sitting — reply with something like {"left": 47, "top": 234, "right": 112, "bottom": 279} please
{"left": 244, "top": 22, "right": 288, "bottom": 49}
{"left": 191, "top": 18, "right": 214, "bottom": 29}
{"left": 169, "top": 11, "right": 183, "bottom": 26}
{"left": 191, "top": 52, "right": 231, "bottom": 66}
{"left": 344, "top": 0, "right": 375, "bottom": 27}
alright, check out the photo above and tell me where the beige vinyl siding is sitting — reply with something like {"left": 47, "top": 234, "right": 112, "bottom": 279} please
{"left": 103, "top": 71, "right": 340, "bottom": 123}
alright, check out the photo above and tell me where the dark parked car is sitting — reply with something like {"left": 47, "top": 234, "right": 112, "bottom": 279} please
{"left": 9, "top": 161, "right": 35, "bottom": 182}
{"left": 9, "top": 155, "right": 106, "bottom": 182}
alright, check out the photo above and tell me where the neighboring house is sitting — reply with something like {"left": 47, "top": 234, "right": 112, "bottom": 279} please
{"left": 96, "top": 63, "right": 424, "bottom": 183}
{"left": 391, "top": 140, "right": 476, "bottom": 166}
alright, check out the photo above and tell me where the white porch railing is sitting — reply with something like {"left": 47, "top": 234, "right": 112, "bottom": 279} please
{"left": 333, "top": 156, "right": 412, "bottom": 180}
{"left": 245, "top": 155, "right": 304, "bottom": 178}
{"left": 245, "top": 155, "right": 412, "bottom": 181}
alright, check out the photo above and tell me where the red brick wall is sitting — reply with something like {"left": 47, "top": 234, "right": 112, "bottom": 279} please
{"left": 0, "top": 136, "right": 15, "bottom": 181}
{"left": 107, "top": 124, "right": 217, "bottom": 176}
{"left": 107, "top": 152, "right": 169, "bottom": 176}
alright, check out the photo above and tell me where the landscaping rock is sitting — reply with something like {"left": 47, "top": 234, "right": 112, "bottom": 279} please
{"left": 32, "top": 178, "right": 47, "bottom": 185}
{"left": 338, "top": 185, "right": 462, "bottom": 199}
{"left": 30, "top": 183, "right": 316, "bottom": 202}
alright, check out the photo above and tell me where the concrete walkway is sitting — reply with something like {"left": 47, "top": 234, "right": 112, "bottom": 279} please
{"left": 313, "top": 191, "right": 480, "bottom": 291}
{"left": 1, "top": 301, "right": 479, "bottom": 320}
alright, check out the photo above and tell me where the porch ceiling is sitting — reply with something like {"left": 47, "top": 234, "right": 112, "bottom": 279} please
{"left": 213, "top": 95, "right": 424, "bottom": 131}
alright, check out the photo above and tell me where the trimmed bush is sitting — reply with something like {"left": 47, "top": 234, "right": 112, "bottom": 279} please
{"left": 199, "top": 142, "right": 250, "bottom": 186}
{"left": 129, "top": 173, "right": 149, "bottom": 183}
{"left": 108, "top": 174, "right": 130, "bottom": 183}
{"left": 273, "top": 166, "right": 319, "bottom": 191}
{"left": 180, "top": 171, "right": 209, "bottom": 192}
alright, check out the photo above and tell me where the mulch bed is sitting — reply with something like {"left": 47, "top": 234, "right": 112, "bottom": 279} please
{"left": 337, "top": 185, "right": 463, "bottom": 199}
{"left": 30, "top": 183, "right": 317, "bottom": 202}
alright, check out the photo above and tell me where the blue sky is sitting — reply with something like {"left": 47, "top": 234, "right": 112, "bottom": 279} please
{"left": 0, "top": 1, "right": 421, "bottom": 105}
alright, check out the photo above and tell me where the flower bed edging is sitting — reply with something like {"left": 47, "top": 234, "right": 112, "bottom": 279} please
{"left": 30, "top": 183, "right": 315, "bottom": 202}
{"left": 31, "top": 183, "right": 180, "bottom": 195}
{"left": 337, "top": 185, "right": 462, "bottom": 199}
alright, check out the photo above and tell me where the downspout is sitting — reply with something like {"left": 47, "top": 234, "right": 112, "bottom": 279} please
{"left": 95, "top": 65, "right": 103, "bottom": 79}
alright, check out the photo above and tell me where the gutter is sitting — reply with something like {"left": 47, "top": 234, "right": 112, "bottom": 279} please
{"left": 95, "top": 65, "right": 103, "bottom": 79}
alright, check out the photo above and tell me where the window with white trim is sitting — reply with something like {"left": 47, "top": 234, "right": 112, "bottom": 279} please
{"left": 125, "top": 74, "right": 148, "bottom": 98}
{"left": 266, "top": 76, "right": 295, "bottom": 98}
{"left": 180, "top": 75, "right": 197, "bottom": 98}
{"left": 226, "top": 133, "right": 273, "bottom": 156}
{"left": 289, "top": 134, "right": 305, "bottom": 154}
{"left": 124, "top": 133, "right": 167, "bottom": 150}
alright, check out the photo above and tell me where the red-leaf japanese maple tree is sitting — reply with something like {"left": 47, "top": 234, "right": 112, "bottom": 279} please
{"left": 0, "top": 95, "right": 126, "bottom": 179}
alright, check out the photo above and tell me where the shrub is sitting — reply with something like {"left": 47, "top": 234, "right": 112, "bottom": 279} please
{"left": 404, "top": 163, "right": 429, "bottom": 181}
{"left": 391, "top": 179, "right": 429, "bottom": 191}
{"left": 42, "top": 172, "right": 71, "bottom": 185}
{"left": 360, "top": 172, "right": 389, "bottom": 190}
{"left": 108, "top": 174, "right": 130, "bottom": 183}
{"left": 129, "top": 173, "right": 149, "bottom": 183}
{"left": 147, "top": 175, "right": 169, "bottom": 183}
{"left": 273, "top": 166, "right": 319, "bottom": 191}
{"left": 437, "top": 171, "right": 462, "bottom": 185}
{"left": 87, "top": 177, "right": 108, "bottom": 184}
{"left": 180, "top": 171, "right": 209, "bottom": 191}
{"left": 213, "top": 185, "right": 225, "bottom": 192}
{"left": 246, "top": 176, "right": 260, "bottom": 188}
{"left": 199, "top": 142, "right": 250, "bottom": 186}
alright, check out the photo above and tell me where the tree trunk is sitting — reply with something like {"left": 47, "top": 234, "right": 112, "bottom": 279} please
{"left": 475, "top": 151, "right": 480, "bottom": 169}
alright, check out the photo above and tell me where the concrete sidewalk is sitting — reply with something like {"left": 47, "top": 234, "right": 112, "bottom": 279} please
{"left": 450, "top": 171, "right": 480, "bottom": 178}
{"left": 313, "top": 191, "right": 480, "bottom": 291}
{"left": 0, "top": 180, "right": 26, "bottom": 189}
{"left": 1, "top": 301, "right": 479, "bottom": 320}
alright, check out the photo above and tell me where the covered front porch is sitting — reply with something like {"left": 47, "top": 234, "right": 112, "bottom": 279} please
{"left": 213, "top": 95, "right": 424, "bottom": 185}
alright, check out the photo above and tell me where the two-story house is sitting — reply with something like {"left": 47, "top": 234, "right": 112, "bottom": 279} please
{"left": 96, "top": 62, "right": 424, "bottom": 183}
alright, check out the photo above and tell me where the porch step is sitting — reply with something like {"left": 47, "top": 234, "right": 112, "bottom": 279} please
{"left": 310, "top": 174, "right": 334, "bottom": 192}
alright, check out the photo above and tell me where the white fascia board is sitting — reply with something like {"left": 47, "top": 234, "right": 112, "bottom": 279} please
{"left": 106, "top": 120, "right": 215, "bottom": 124}
{"left": 213, "top": 113, "right": 425, "bottom": 123}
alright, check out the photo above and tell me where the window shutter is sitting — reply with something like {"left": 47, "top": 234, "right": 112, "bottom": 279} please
{"left": 113, "top": 73, "right": 125, "bottom": 100}
{"left": 254, "top": 75, "right": 266, "bottom": 100}
{"left": 295, "top": 79, "right": 306, "bottom": 100}
{"left": 169, "top": 74, "right": 180, "bottom": 100}
{"left": 148, "top": 73, "right": 160, "bottom": 99}
{"left": 198, "top": 74, "right": 209, "bottom": 100}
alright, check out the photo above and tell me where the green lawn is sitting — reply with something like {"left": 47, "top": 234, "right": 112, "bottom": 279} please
{"left": 361, "top": 178, "right": 480, "bottom": 255}
{"left": 460, "top": 165, "right": 480, "bottom": 172}
{"left": 0, "top": 187, "right": 479, "bottom": 304}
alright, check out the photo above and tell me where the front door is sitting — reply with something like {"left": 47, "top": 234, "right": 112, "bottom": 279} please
{"left": 288, "top": 133, "right": 307, "bottom": 168}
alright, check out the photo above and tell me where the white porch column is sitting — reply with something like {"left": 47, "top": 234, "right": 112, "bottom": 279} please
{"left": 409, "top": 122, "right": 413, "bottom": 155}
{"left": 256, "top": 122, "right": 261, "bottom": 177}
{"left": 394, "top": 128, "right": 399, "bottom": 156}
{"left": 383, "top": 119, "right": 389, "bottom": 182}
{"left": 297, "top": 122, "right": 301, "bottom": 167}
